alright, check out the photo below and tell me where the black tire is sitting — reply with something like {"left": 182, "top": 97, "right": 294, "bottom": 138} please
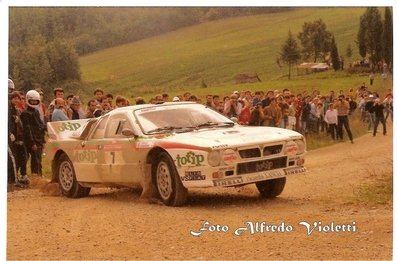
{"left": 256, "top": 177, "right": 286, "bottom": 198}
{"left": 152, "top": 152, "right": 188, "bottom": 206}
{"left": 57, "top": 153, "right": 90, "bottom": 198}
{"left": 79, "top": 186, "right": 91, "bottom": 197}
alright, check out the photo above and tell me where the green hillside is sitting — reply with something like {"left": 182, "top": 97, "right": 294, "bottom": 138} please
{"left": 79, "top": 7, "right": 370, "bottom": 99}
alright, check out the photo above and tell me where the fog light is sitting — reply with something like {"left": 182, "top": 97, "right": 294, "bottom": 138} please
{"left": 297, "top": 158, "right": 305, "bottom": 166}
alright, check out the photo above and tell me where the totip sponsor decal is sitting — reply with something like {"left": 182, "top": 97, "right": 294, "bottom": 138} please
{"left": 74, "top": 150, "right": 97, "bottom": 163}
{"left": 56, "top": 121, "right": 82, "bottom": 132}
{"left": 175, "top": 151, "right": 205, "bottom": 167}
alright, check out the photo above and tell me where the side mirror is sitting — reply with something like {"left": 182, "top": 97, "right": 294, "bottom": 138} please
{"left": 121, "top": 128, "right": 135, "bottom": 137}
{"left": 230, "top": 117, "right": 238, "bottom": 123}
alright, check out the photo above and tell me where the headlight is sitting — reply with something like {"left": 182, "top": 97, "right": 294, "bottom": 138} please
{"left": 208, "top": 151, "right": 221, "bottom": 167}
{"left": 222, "top": 149, "right": 238, "bottom": 165}
{"left": 295, "top": 139, "right": 306, "bottom": 155}
{"left": 285, "top": 141, "right": 298, "bottom": 155}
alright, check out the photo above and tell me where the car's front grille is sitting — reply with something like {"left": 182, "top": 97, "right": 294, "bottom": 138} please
{"left": 237, "top": 156, "right": 287, "bottom": 175}
{"left": 263, "top": 145, "right": 283, "bottom": 156}
{"left": 239, "top": 148, "right": 261, "bottom": 158}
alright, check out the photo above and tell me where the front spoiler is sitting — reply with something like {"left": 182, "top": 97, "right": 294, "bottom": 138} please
{"left": 182, "top": 166, "right": 306, "bottom": 188}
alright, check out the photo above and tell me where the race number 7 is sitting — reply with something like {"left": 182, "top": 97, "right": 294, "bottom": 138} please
{"left": 110, "top": 151, "right": 115, "bottom": 164}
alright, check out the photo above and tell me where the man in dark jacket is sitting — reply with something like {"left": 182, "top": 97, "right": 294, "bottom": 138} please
{"left": 9, "top": 91, "right": 29, "bottom": 185}
{"left": 8, "top": 80, "right": 17, "bottom": 188}
{"left": 365, "top": 94, "right": 375, "bottom": 131}
{"left": 335, "top": 95, "right": 354, "bottom": 144}
{"left": 300, "top": 96, "right": 312, "bottom": 135}
{"left": 373, "top": 98, "right": 387, "bottom": 136}
{"left": 20, "top": 90, "right": 46, "bottom": 176}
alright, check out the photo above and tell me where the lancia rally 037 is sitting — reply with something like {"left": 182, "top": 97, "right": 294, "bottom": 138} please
{"left": 47, "top": 102, "right": 306, "bottom": 206}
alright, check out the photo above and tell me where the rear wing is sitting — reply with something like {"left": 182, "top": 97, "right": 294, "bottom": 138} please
{"left": 47, "top": 119, "right": 91, "bottom": 141}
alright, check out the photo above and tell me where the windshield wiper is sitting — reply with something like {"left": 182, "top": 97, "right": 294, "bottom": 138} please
{"left": 196, "top": 122, "right": 218, "bottom": 128}
{"left": 147, "top": 126, "right": 180, "bottom": 134}
{"left": 175, "top": 126, "right": 196, "bottom": 133}
{"left": 218, "top": 122, "right": 235, "bottom": 127}
{"left": 196, "top": 121, "right": 234, "bottom": 129}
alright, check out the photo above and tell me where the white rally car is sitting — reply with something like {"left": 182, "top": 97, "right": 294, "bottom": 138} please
{"left": 47, "top": 102, "right": 306, "bottom": 206}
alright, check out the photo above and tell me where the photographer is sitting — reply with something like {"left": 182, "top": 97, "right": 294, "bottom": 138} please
{"left": 372, "top": 98, "right": 387, "bottom": 136}
{"left": 248, "top": 104, "right": 264, "bottom": 126}
{"left": 263, "top": 97, "right": 282, "bottom": 127}
{"left": 334, "top": 95, "right": 354, "bottom": 144}
{"left": 223, "top": 94, "right": 241, "bottom": 118}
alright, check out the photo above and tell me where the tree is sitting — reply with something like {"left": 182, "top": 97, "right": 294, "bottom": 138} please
{"left": 46, "top": 40, "right": 81, "bottom": 83}
{"left": 280, "top": 30, "right": 301, "bottom": 80}
{"left": 383, "top": 7, "right": 392, "bottom": 70}
{"left": 357, "top": 16, "right": 367, "bottom": 58}
{"left": 330, "top": 36, "right": 340, "bottom": 71}
{"left": 356, "top": 7, "right": 383, "bottom": 65}
{"left": 345, "top": 44, "right": 353, "bottom": 58}
{"left": 297, "top": 19, "right": 333, "bottom": 62}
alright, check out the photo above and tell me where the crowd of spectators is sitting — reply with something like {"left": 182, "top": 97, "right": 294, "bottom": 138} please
{"left": 7, "top": 79, "right": 393, "bottom": 190}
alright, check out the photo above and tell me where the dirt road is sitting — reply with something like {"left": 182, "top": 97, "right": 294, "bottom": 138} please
{"left": 7, "top": 127, "right": 393, "bottom": 260}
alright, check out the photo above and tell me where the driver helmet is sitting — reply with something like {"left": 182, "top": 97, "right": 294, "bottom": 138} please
{"left": 8, "top": 79, "right": 15, "bottom": 92}
{"left": 26, "top": 90, "right": 41, "bottom": 108}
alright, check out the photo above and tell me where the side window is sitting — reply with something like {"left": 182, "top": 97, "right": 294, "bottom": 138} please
{"left": 91, "top": 116, "right": 109, "bottom": 139}
{"left": 105, "top": 114, "right": 133, "bottom": 138}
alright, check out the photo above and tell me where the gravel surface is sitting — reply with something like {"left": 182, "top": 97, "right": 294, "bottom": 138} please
{"left": 7, "top": 126, "right": 393, "bottom": 260}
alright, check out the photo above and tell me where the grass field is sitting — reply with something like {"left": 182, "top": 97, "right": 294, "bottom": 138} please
{"left": 78, "top": 7, "right": 372, "bottom": 101}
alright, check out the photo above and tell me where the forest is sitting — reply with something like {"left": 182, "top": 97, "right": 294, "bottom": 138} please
{"left": 9, "top": 7, "right": 292, "bottom": 94}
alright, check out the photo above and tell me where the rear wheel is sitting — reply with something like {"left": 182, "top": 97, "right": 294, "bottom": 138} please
{"left": 153, "top": 152, "right": 187, "bottom": 206}
{"left": 256, "top": 177, "right": 286, "bottom": 198}
{"left": 58, "top": 153, "right": 90, "bottom": 198}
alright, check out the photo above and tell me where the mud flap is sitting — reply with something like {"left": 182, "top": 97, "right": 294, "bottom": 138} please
{"left": 140, "top": 163, "right": 156, "bottom": 199}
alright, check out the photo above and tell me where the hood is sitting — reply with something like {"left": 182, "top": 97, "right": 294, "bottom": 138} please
{"left": 161, "top": 126, "right": 303, "bottom": 149}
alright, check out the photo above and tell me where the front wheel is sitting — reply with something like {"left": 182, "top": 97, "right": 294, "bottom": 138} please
{"left": 153, "top": 152, "right": 187, "bottom": 206}
{"left": 256, "top": 177, "right": 286, "bottom": 198}
{"left": 57, "top": 153, "right": 90, "bottom": 198}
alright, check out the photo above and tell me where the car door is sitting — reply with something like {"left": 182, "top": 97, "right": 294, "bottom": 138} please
{"left": 73, "top": 115, "right": 110, "bottom": 183}
{"left": 101, "top": 113, "right": 141, "bottom": 184}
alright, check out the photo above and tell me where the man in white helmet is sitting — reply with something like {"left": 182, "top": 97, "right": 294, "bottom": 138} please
{"left": 8, "top": 79, "right": 15, "bottom": 94}
{"left": 20, "top": 90, "right": 46, "bottom": 176}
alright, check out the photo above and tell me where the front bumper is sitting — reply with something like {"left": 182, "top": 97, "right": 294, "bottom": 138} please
{"left": 178, "top": 156, "right": 306, "bottom": 188}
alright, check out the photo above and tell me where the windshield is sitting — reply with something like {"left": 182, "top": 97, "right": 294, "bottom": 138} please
{"left": 134, "top": 103, "right": 234, "bottom": 134}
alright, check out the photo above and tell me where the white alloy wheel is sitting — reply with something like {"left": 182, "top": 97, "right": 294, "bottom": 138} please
{"left": 59, "top": 160, "right": 74, "bottom": 192}
{"left": 156, "top": 161, "right": 173, "bottom": 200}
{"left": 57, "top": 153, "right": 90, "bottom": 198}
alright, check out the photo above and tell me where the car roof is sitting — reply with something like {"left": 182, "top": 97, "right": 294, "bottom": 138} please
{"left": 107, "top": 101, "right": 199, "bottom": 115}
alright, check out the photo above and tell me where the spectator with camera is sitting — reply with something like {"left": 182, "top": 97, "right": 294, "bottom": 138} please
{"left": 223, "top": 94, "right": 241, "bottom": 118}
{"left": 263, "top": 97, "right": 282, "bottom": 127}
